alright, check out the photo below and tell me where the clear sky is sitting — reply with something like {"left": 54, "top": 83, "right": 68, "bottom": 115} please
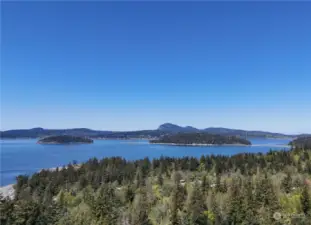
{"left": 1, "top": 2, "right": 311, "bottom": 133}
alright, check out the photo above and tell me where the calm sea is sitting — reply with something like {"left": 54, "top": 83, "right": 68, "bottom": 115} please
{"left": 0, "top": 138, "right": 291, "bottom": 186}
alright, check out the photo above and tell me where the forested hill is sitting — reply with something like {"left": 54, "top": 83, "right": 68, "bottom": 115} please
{"left": 150, "top": 133, "right": 252, "bottom": 145}
{"left": 158, "top": 123, "right": 300, "bottom": 138}
{"left": 290, "top": 136, "right": 311, "bottom": 149}
{"left": 0, "top": 128, "right": 166, "bottom": 139}
{"left": 0, "top": 128, "right": 112, "bottom": 139}
{"left": 1, "top": 123, "right": 305, "bottom": 139}
{"left": 1, "top": 148, "right": 310, "bottom": 224}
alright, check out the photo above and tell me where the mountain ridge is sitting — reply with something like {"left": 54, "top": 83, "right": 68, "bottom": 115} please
{"left": 156, "top": 123, "right": 307, "bottom": 138}
{"left": 1, "top": 123, "right": 309, "bottom": 139}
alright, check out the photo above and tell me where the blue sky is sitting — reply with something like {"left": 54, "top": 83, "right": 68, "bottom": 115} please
{"left": 1, "top": 2, "right": 311, "bottom": 133}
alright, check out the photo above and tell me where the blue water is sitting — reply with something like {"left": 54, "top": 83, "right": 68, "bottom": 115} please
{"left": 0, "top": 138, "right": 291, "bottom": 186}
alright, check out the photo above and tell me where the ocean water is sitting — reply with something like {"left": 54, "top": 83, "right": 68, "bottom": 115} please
{"left": 0, "top": 138, "right": 291, "bottom": 186}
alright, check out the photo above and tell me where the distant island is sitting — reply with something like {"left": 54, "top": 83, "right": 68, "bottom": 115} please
{"left": 150, "top": 133, "right": 252, "bottom": 146}
{"left": 289, "top": 136, "right": 311, "bottom": 149}
{"left": 37, "top": 135, "right": 94, "bottom": 144}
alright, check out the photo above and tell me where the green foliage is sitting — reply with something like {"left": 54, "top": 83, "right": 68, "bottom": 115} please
{"left": 280, "top": 192, "right": 302, "bottom": 214}
{"left": 89, "top": 184, "right": 121, "bottom": 225}
{"left": 186, "top": 181, "right": 207, "bottom": 225}
{"left": 300, "top": 183, "right": 310, "bottom": 216}
{"left": 131, "top": 187, "right": 151, "bottom": 225}
{"left": 38, "top": 135, "right": 94, "bottom": 144}
{"left": 3, "top": 148, "right": 311, "bottom": 225}
{"left": 0, "top": 195, "right": 14, "bottom": 225}
{"left": 281, "top": 173, "right": 293, "bottom": 194}
{"left": 290, "top": 137, "right": 311, "bottom": 149}
{"left": 150, "top": 132, "right": 251, "bottom": 145}
{"left": 157, "top": 173, "right": 164, "bottom": 186}
{"left": 11, "top": 200, "right": 40, "bottom": 225}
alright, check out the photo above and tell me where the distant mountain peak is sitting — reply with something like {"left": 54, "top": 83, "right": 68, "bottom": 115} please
{"left": 185, "top": 126, "right": 196, "bottom": 129}
{"left": 158, "top": 123, "right": 182, "bottom": 130}
{"left": 157, "top": 123, "right": 199, "bottom": 132}
{"left": 30, "top": 127, "right": 45, "bottom": 131}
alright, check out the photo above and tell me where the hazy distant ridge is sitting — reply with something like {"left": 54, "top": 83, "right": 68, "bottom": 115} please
{"left": 1, "top": 123, "right": 309, "bottom": 139}
{"left": 157, "top": 123, "right": 307, "bottom": 138}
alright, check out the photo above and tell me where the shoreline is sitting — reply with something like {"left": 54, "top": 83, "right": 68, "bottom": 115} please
{"left": 0, "top": 164, "right": 81, "bottom": 199}
{"left": 149, "top": 142, "right": 290, "bottom": 148}
{"left": 1, "top": 136, "right": 294, "bottom": 140}
{"left": 0, "top": 141, "right": 290, "bottom": 199}
{"left": 0, "top": 184, "right": 15, "bottom": 199}
{"left": 37, "top": 141, "right": 93, "bottom": 145}
{"left": 150, "top": 142, "right": 250, "bottom": 147}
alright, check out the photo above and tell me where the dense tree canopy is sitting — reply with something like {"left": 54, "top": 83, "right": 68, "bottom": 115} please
{"left": 150, "top": 133, "right": 251, "bottom": 145}
{"left": 290, "top": 136, "right": 311, "bottom": 149}
{"left": 1, "top": 147, "right": 311, "bottom": 225}
{"left": 37, "top": 135, "right": 94, "bottom": 144}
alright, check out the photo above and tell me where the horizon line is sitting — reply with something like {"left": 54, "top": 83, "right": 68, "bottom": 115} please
{"left": 1, "top": 125, "right": 310, "bottom": 135}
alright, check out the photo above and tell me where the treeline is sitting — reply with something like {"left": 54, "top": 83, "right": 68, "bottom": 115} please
{"left": 150, "top": 133, "right": 251, "bottom": 145}
{"left": 1, "top": 148, "right": 311, "bottom": 225}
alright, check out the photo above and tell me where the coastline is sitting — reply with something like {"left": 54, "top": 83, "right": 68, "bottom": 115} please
{"left": 1, "top": 136, "right": 295, "bottom": 141}
{"left": 37, "top": 141, "right": 93, "bottom": 144}
{"left": 0, "top": 184, "right": 15, "bottom": 199}
{"left": 149, "top": 142, "right": 290, "bottom": 148}
{"left": 0, "top": 164, "right": 81, "bottom": 199}
{"left": 0, "top": 141, "right": 290, "bottom": 199}
{"left": 149, "top": 142, "right": 251, "bottom": 147}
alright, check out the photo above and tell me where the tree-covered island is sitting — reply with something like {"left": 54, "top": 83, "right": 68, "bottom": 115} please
{"left": 150, "top": 132, "right": 251, "bottom": 145}
{"left": 37, "top": 135, "right": 94, "bottom": 144}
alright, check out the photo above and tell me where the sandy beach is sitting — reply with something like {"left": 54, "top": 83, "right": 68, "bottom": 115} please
{"left": 0, "top": 184, "right": 15, "bottom": 199}
{"left": 0, "top": 164, "right": 81, "bottom": 199}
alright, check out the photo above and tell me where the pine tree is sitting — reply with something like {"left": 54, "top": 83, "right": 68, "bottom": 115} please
{"left": 221, "top": 180, "right": 228, "bottom": 193}
{"left": 159, "top": 161, "right": 164, "bottom": 174}
{"left": 157, "top": 173, "right": 164, "bottom": 186}
{"left": 242, "top": 178, "right": 259, "bottom": 225}
{"left": 306, "top": 160, "right": 311, "bottom": 174}
{"left": 0, "top": 194, "right": 14, "bottom": 225}
{"left": 170, "top": 188, "right": 180, "bottom": 225}
{"left": 11, "top": 200, "right": 40, "bottom": 225}
{"left": 297, "top": 159, "right": 303, "bottom": 173}
{"left": 255, "top": 175, "right": 280, "bottom": 224}
{"left": 281, "top": 173, "right": 292, "bottom": 194}
{"left": 169, "top": 170, "right": 187, "bottom": 225}
{"left": 172, "top": 170, "right": 182, "bottom": 185}
{"left": 215, "top": 175, "right": 221, "bottom": 193}
{"left": 210, "top": 191, "right": 221, "bottom": 225}
{"left": 131, "top": 187, "right": 151, "bottom": 225}
{"left": 91, "top": 184, "right": 120, "bottom": 225}
{"left": 135, "top": 166, "right": 145, "bottom": 189}
{"left": 187, "top": 181, "right": 207, "bottom": 225}
{"left": 78, "top": 175, "right": 88, "bottom": 189}
{"left": 125, "top": 184, "right": 135, "bottom": 203}
{"left": 201, "top": 175, "right": 208, "bottom": 195}
{"left": 301, "top": 183, "right": 310, "bottom": 216}
{"left": 37, "top": 201, "right": 64, "bottom": 225}
{"left": 58, "top": 190, "right": 65, "bottom": 207}
{"left": 264, "top": 178, "right": 280, "bottom": 213}
{"left": 227, "top": 178, "right": 245, "bottom": 224}
{"left": 42, "top": 182, "right": 53, "bottom": 206}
